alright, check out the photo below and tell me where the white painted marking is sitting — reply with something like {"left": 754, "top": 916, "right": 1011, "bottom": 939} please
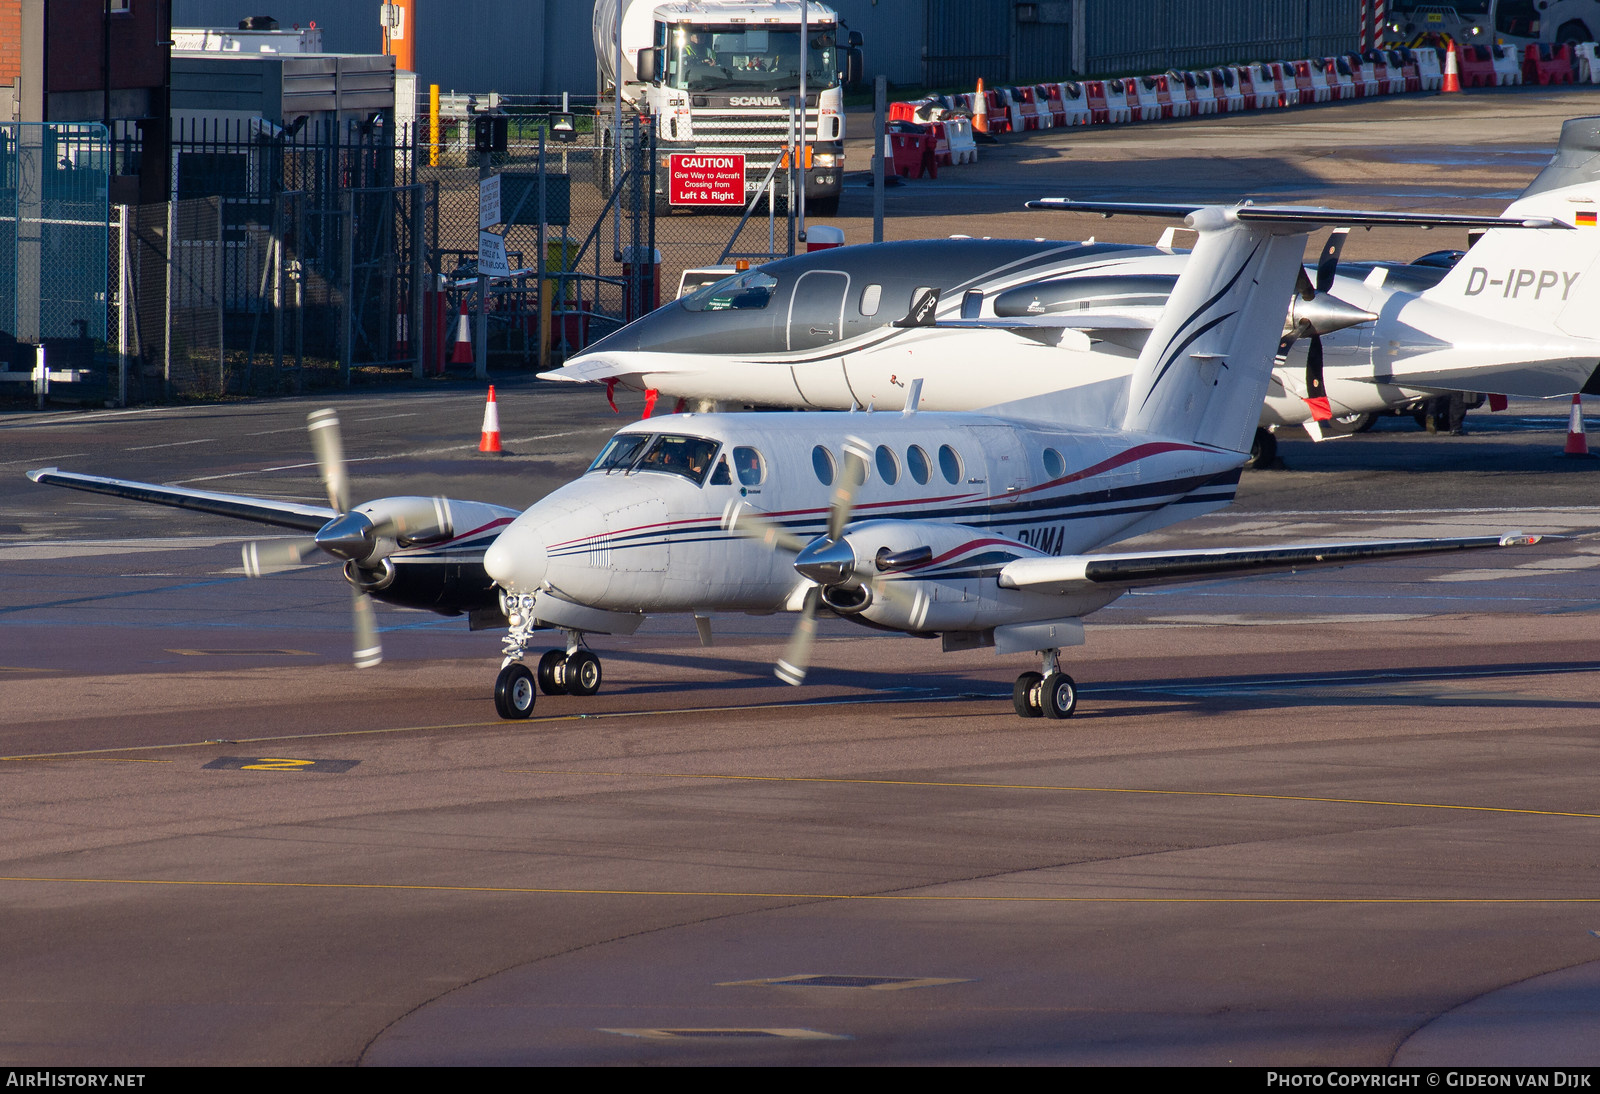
{"left": 127, "top": 439, "right": 213, "bottom": 451}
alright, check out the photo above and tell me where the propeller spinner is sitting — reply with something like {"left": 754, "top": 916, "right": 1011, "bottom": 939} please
{"left": 1280, "top": 228, "right": 1375, "bottom": 422}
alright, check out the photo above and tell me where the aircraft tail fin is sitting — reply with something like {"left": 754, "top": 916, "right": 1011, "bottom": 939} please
{"left": 1421, "top": 117, "right": 1600, "bottom": 340}
{"left": 1120, "top": 208, "right": 1308, "bottom": 453}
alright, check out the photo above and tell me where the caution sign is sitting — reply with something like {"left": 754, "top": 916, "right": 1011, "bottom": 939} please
{"left": 669, "top": 153, "right": 746, "bottom": 206}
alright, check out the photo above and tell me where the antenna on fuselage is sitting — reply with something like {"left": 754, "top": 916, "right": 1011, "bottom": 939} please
{"left": 902, "top": 378, "right": 924, "bottom": 416}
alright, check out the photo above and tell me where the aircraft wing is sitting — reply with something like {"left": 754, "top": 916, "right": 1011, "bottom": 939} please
{"left": 1025, "top": 199, "right": 1569, "bottom": 231}
{"left": 934, "top": 314, "right": 1155, "bottom": 331}
{"left": 548, "top": 351, "right": 711, "bottom": 384}
{"left": 27, "top": 468, "right": 337, "bottom": 532}
{"left": 996, "top": 533, "right": 1542, "bottom": 595}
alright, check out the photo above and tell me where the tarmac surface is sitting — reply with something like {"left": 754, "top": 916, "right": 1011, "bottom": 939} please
{"left": 6, "top": 87, "right": 1600, "bottom": 1066}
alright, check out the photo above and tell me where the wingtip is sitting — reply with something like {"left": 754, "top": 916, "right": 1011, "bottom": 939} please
{"left": 25, "top": 467, "right": 55, "bottom": 482}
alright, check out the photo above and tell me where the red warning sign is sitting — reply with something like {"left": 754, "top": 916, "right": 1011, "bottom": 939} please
{"left": 669, "top": 153, "right": 746, "bottom": 206}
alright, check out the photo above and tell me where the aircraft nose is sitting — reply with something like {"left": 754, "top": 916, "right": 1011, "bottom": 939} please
{"left": 484, "top": 519, "right": 548, "bottom": 592}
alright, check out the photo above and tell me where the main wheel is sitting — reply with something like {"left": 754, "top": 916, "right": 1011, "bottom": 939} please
{"left": 1246, "top": 427, "right": 1277, "bottom": 470}
{"left": 1040, "top": 672, "right": 1078, "bottom": 720}
{"left": 565, "top": 650, "right": 603, "bottom": 696}
{"left": 494, "top": 663, "right": 537, "bottom": 720}
{"left": 537, "top": 649, "right": 568, "bottom": 695}
{"left": 1013, "top": 671, "right": 1044, "bottom": 718}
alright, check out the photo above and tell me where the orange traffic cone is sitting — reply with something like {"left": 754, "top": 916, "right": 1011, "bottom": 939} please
{"left": 1441, "top": 46, "right": 1461, "bottom": 93}
{"left": 974, "top": 77, "right": 989, "bottom": 133}
{"left": 1563, "top": 393, "right": 1593, "bottom": 457}
{"left": 479, "top": 385, "right": 503, "bottom": 454}
{"left": 449, "top": 301, "right": 473, "bottom": 366}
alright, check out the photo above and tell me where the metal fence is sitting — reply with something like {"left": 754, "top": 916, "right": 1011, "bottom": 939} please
{"left": 0, "top": 123, "right": 109, "bottom": 378}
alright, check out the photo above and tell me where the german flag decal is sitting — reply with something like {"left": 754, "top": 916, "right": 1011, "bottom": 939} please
{"left": 1576, "top": 210, "right": 1597, "bottom": 227}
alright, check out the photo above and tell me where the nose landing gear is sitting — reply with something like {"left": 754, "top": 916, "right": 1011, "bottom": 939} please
{"left": 537, "top": 646, "right": 604, "bottom": 697}
{"left": 495, "top": 606, "right": 605, "bottom": 719}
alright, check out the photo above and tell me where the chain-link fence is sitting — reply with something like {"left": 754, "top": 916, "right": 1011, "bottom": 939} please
{"left": 0, "top": 123, "right": 109, "bottom": 399}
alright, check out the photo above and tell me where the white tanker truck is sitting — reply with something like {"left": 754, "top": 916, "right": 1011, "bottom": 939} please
{"left": 592, "top": 0, "right": 862, "bottom": 215}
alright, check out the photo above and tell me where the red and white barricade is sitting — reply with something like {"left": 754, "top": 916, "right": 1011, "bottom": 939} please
{"left": 1011, "top": 85, "right": 1047, "bottom": 129}
{"left": 1389, "top": 49, "right": 1423, "bottom": 92}
{"left": 1233, "top": 65, "right": 1261, "bottom": 110}
{"left": 1346, "top": 53, "right": 1380, "bottom": 95}
{"left": 1266, "top": 62, "right": 1299, "bottom": 106}
{"left": 1291, "top": 60, "right": 1325, "bottom": 103}
{"left": 1322, "top": 57, "right": 1355, "bottom": 99}
{"left": 1455, "top": 44, "right": 1497, "bottom": 87}
{"left": 1083, "top": 80, "right": 1112, "bottom": 125}
{"left": 1169, "top": 70, "right": 1214, "bottom": 115}
{"left": 1099, "top": 79, "right": 1136, "bottom": 123}
{"left": 993, "top": 87, "right": 1023, "bottom": 131}
{"left": 1112, "top": 77, "right": 1153, "bottom": 121}
{"left": 1208, "top": 67, "right": 1246, "bottom": 112}
{"left": 1360, "top": 50, "right": 1396, "bottom": 94}
{"left": 1046, "top": 82, "right": 1092, "bottom": 126}
{"left": 1523, "top": 43, "right": 1573, "bottom": 85}
{"left": 939, "top": 116, "right": 978, "bottom": 164}
{"left": 1493, "top": 44, "right": 1525, "bottom": 85}
{"left": 1576, "top": 42, "right": 1600, "bottom": 83}
{"left": 1414, "top": 47, "right": 1444, "bottom": 89}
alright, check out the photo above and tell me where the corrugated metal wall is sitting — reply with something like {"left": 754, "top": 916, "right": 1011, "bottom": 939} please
{"left": 922, "top": 0, "right": 1358, "bottom": 87}
{"left": 1084, "top": 0, "right": 1355, "bottom": 77}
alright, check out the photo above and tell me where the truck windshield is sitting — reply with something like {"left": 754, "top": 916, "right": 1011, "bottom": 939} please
{"left": 663, "top": 24, "right": 839, "bottom": 92}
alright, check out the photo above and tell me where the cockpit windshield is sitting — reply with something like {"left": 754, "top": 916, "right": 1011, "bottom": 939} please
{"left": 680, "top": 269, "right": 779, "bottom": 312}
{"left": 586, "top": 432, "right": 722, "bottom": 486}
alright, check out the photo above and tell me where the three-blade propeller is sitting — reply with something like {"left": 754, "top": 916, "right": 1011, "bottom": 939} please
{"left": 724, "top": 436, "right": 927, "bottom": 686}
{"left": 1279, "top": 228, "right": 1376, "bottom": 422}
{"left": 240, "top": 409, "right": 455, "bottom": 669}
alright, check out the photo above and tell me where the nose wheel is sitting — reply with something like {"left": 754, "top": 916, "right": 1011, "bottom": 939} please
{"left": 494, "top": 663, "right": 537, "bottom": 719}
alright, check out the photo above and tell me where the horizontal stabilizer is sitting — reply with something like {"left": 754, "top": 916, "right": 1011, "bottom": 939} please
{"left": 27, "top": 468, "right": 336, "bottom": 532}
{"left": 998, "top": 534, "right": 1543, "bottom": 595}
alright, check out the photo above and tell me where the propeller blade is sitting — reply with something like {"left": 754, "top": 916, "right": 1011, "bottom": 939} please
{"left": 827, "top": 437, "right": 871, "bottom": 542}
{"left": 1303, "top": 332, "right": 1333, "bottom": 422}
{"left": 307, "top": 409, "right": 350, "bottom": 514}
{"left": 241, "top": 537, "right": 319, "bottom": 577}
{"left": 723, "top": 500, "right": 809, "bottom": 554}
{"left": 1316, "top": 227, "right": 1350, "bottom": 294}
{"left": 1294, "top": 265, "right": 1316, "bottom": 302}
{"left": 351, "top": 585, "right": 383, "bottom": 669}
{"left": 775, "top": 586, "right": 821, "bottom": 686}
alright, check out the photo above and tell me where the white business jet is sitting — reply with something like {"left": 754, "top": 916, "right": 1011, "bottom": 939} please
{"left": 553, "top": 117, "right": 1600, "bottom": 465}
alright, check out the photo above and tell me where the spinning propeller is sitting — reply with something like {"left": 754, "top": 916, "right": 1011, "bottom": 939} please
{"left": 1279, "top": 228, "right": 1377, "bottom": 422}
{"left": 723, "top": 436, "right": 928, "bottom": 686}
{"left": 239, "top": 409, "right": 455, "bottom": 668}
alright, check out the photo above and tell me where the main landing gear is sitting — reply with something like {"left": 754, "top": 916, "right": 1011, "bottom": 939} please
{"left": 1012, "top": 649, "right": 1078, "bottom": 720}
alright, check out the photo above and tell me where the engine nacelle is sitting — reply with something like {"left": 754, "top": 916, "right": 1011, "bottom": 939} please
{"left": 345, "top": 556, "right": 396, "bottom": 592}
{"left": 820, "top": 582, "right": 872, "bottom": 615}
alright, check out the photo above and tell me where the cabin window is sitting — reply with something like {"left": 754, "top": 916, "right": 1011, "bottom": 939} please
{"left": 1042, "top": 447, "right": 1065, "bottom": 479}
{"left": 938, "top": 444, "right": 963, "bottom": 485}
{"left": 732, "top": 446, "right": 765, "bottom": 485}
{"left": 812, "top": 444, "right": 836, "bottom": 485}
{"left": 710, "top": 459, "right": 732, "bottom": 485}
{"left": 635, "top": 434, "right": 721, "bottom": 485}
{"left": 859, "top": 283, "right": 882, "bottom": 316}
{"left": 875, "top": 444, "right": 900, "bottom": 485}
{"left": 906, "top": 444, "right": 931, "bottom": 485}
{"left": 960, "top": 290, "right": 983, "bottom": 319}
{"left": 681, "top": 269, "right": 778, "bottom": 312}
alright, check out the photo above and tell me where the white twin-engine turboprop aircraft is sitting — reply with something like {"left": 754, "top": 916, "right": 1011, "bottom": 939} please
{"left": 28, "top": 203, "right": 1548, "bottom": 721}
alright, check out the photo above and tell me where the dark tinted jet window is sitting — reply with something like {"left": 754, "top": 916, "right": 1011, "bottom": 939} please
{"left": 813, "top": 445, "right": 836, "bottom": 485}
{"left": 732, "top": 446, "right": 765, "bottom": 486}
{"left": 682, "top": 270, "right": 779, "bottom": 312}
{"left": 960, "top": 290, "right": 983, "bottom": 319}
{"left": 907, "top": 445, "right": 931, "bottom": 485}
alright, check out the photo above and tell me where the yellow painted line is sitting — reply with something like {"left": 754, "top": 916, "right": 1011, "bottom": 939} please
{"left": 0, "top": 876, "right": 1596, "bottom": 904}
{"left": 506, "top": 768, "right": 1600, "bottom": 822}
